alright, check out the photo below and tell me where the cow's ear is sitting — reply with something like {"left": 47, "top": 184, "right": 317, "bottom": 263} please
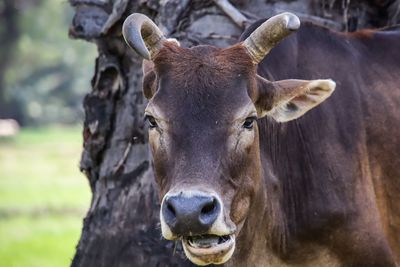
{"left": 142, "top": 59, "right": 157, "bottom": 99}
{"left": 255, "top": 76, "right": 336, "bottom": 122}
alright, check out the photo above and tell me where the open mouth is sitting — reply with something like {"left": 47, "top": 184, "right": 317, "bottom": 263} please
{"left": 182, "top": 234, "right": 235, "bottom": 265}
{"left": 187, "top": 234, "right": 232, "bottom": 248}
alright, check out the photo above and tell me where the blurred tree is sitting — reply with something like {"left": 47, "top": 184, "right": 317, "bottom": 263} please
{"left": 69, "top": 0, "right": 399, "bottom": 266}
{"left": 1, "top": 0, "right": 96, "bottom": 126}
{"left": 0, "top": 0, "right": 25, "bottom": 121}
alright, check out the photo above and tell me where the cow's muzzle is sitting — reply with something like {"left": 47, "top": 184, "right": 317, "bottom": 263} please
{"left": 160, "top": 190, "right": 236, "bottom": 265}
{"left": 162, "top": 193, "right": 220, "bottom": 234}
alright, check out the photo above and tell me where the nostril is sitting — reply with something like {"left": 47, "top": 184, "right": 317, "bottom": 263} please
{"left": 201, "top": 198, "right": 217, "bottom": 215}
{"left": 167, "top": 202, "right": 176, "bottom": 217}
{"left": 75, "top": 25, "right": 84, "bottom": 33}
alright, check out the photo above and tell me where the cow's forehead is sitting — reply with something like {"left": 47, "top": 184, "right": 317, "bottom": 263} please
{"left": 151, "top": 71, "right": 252, "bottom": 123}
{"left": 150, "top": 43, "right": 256, "bottom": 121}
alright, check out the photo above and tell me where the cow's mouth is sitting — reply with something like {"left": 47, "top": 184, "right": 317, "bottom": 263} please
{"left": 182, "top": 234, "right": 235, "bottom": 265}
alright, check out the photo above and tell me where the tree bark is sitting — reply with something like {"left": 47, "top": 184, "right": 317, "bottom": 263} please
{"left": 69, "top": 0, "right": 399, "bottom": 266}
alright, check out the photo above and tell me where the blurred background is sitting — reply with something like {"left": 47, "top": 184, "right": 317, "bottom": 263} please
{"left": 0, "top": 0, "right": 95, "bottom": 266}
{"left": 2, "top": 0, "right": 400, "bottom": 266}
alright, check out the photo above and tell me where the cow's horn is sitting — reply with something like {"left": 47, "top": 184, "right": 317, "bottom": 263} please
{"left": 243, "top": 12, "right": 300, "bottom": 64}
{"left": 122, "top": 13, "right": 165, "bottom": 60}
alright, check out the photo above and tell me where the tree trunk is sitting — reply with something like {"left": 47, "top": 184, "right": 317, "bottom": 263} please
{"left": 0, "top": 0, "right": 21, "bottom": 120}
{"left": 68, "top": 0, "right": 399, "bottom": 266}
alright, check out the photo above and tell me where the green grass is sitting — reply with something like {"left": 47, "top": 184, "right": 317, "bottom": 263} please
{"left": 0, "top": 216, "right": 82, "bottom": 267}
{"left": 0, "top": 127, "right": 91, "bottom": 267}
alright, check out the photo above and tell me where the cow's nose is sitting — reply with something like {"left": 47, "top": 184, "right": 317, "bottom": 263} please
{"left": 162, "top": 193, "right": 221, "bottom": 235}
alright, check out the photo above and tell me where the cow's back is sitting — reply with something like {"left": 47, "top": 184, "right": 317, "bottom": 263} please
{"left": 241, "top": 21, "right": 400, "bottom": 265}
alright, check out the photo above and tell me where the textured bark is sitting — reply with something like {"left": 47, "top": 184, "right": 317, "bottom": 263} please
{"left": 69, "top": 0, "right": 399, "bottom": 266}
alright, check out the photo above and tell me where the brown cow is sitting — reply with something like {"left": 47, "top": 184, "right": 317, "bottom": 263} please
{"left": 122, "top": 12, "right": 400, "bottom": 266}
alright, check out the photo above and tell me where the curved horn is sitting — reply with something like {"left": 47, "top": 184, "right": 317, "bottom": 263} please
{"left": 122, "top": 13, "right": 165, "bottom": 60}
{"left": 243, "top": 12, "right": 300, "bottom": 64}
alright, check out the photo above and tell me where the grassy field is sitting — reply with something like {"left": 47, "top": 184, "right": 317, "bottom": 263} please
{"left": 0, "top": 127, "right": 91, "bottom": 267}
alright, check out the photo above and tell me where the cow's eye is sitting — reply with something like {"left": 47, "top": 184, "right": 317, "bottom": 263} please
{"left": 145, "top": 115, "right": 158, "bottom": 128}
{"left": 243, "top": 116, "right": 257, "bottom": 129}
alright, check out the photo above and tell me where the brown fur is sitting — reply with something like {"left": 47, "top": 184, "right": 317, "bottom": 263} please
{"left": 154, "top": 41, "right": 255, "bottom": 79}
{"left": 143, "top": 20, "right": 400, "bottom": 267}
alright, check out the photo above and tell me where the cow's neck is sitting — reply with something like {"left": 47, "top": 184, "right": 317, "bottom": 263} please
{"left": 226, "top": 156, "right": 320, "bottom": 267}
{"left": 255, "top": 118, "right": 352, "bottom": 262}
{"left": 226, "top": 155, "right": 271, "bottom": 266}
{"left": 225, "top": 124, "right": 310, "bottom": 266}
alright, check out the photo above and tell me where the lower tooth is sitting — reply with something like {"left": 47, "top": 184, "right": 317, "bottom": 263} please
{"left": 188, "top": 239, "right": 198, "bottom": 248}
{"left": 188, "top": 235, "right": 230, "bottom": 248}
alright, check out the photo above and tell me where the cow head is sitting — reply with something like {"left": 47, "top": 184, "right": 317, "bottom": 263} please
{"left": 123, "top": 13, "right": 335, "bottom": 266}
